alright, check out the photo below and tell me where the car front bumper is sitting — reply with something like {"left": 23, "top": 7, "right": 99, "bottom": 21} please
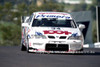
{"left": 28, "top": 39, "right": 83, "bottom": 53}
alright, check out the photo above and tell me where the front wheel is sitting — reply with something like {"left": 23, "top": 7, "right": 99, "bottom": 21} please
{"left": 26, "top": 37, "right": 30, "bottom": 53}
{"left": 21, "top": 39, "right": 26, "bottom": 51}
{"left": 79, "top": 48, "right": 83, "bottom": 51}
{"left": 21, "top": 44, "right": 26, "bottom": 51}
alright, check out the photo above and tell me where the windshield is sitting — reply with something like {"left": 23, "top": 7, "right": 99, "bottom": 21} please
{"left": 32, "top": 18, "right": 77, "bottom": 28}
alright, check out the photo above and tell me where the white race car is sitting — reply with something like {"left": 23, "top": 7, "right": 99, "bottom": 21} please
{"left": 21, "top": 11, "right": 85, "bottom": 53}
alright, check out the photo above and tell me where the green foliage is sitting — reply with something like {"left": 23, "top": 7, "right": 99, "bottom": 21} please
{"left": 0, "top": 22, "right": 21, "bottom": 46}
{"left": 72, "top": 3, "right": 87, "bottom": 11}
{"left": 92, "top": 21, "right": 97, "bottom": 43}
{"left": 40, "top": 2, "right": 64, "bottom": 11}
{"left": 17, "top": 3, "right": 28, "bottom": 16}
{"left": 0, "top": 5, "right": 3, "bottom": 20}
{"left": 28, "top": 3, "right": 39, "bottom": 14}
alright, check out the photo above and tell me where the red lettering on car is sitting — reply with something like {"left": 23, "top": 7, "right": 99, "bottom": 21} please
{"left": 43, "top": 30, "right": 71, "bottom": 35}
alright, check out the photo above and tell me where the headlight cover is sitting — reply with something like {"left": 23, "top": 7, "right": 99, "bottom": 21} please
{"left": 28, "top": 34, "right": 47, "bottom": 39}
{"left": 68, "top": 36, "right": 82, "bottom": 40}
{"left": 34, "top": 35, "right": 47, "bottom": 39}
{"left": 68, "top": 33, "right": 83, "bottom": 40}
{"left": 28, "top": 32, "right": 47, "bottom": 39}
{"left": 34, "top": 32, "right": 47, "bottom": 39}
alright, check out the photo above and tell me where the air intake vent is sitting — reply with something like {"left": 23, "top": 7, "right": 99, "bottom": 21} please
{"left": 59, "top": 36, "right": 66, "bottom": 39}
{"left": 48, "top": 36, "right": 55, "bottom": 39}
{"left": 45, "top": 44, "right": 69, "bottom": 51}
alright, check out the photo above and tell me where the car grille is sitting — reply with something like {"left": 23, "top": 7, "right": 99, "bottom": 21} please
{"left": 45, "top": 44, "right": 69, "bottom": 51}
{"left": 48, "top": 36, "right": 55, "bottom": 39}
{"left": 59, "top": 36, "right": 66, "bottom": 39}
{"left": 48, "top": 36, "right": 67, "bottom": 39}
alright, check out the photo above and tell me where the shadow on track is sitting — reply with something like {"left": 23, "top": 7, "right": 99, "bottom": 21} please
{"left": 27, "top": 51, "right": 100, "bottom": 56}
{"left": 49, "top": 51, "right": 100, "bottom": 56}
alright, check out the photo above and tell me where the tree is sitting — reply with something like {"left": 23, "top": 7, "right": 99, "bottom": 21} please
{"left": 2, "top": 2, "right": 12, "bottom": 21}
{"left": 0, "top": 22, "right": 21, "bottom": 46}
{"left": 17, "top": 3, "right": 28, "bottom": 16}
{"left": 0, "top": 5, "right": 3, "bottom": 20}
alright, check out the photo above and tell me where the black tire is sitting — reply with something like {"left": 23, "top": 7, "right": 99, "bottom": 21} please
{"left": 27, "top": 44, "right": 30, "bottom": 53}
{"left": 21, "top": 38, "right": 26, "bottom": 51}
{"left": 21, "top": 44, "right": 26, "bottom": 51}
{"left": 26, "top": 37, "right": 30, "bottom": 53}
{"left": 80, "top": 48, "right": 83, "bottom": 51}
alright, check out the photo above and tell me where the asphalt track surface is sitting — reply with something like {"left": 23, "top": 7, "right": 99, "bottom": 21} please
{"left": 0, "top": 46, "right": 100, "bottom": 67}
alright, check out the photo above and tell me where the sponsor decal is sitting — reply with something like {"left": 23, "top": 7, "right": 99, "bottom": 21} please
{"left": 28, "top": 35, "right": 31, "bottom": 38}
{"left": 72, "top": 33, "right": 78, "bottom": 37}
{"left": 35, "top": 32, "right": 43, "bottom": 36}
{"left": 36, "top": 14, "right": 70, "bottom": 19}
{"left": 38, "top": 13, "right": 68, "bottom": 15}
{"left": 43, "top": 30, "right": 71, "bottom": 35}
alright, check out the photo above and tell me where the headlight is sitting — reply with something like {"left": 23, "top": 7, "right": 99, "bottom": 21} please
{"left": 68, "top": 36, "right": 82, "bottom": 40}
{"left": 34, "top": 32, "right": 47, "bottom": 39}
{"left": 28, "top": 34, "right": 47, "bottom": 39}
{"left": 34, "top": 35, "right": 47, "bottom": 39}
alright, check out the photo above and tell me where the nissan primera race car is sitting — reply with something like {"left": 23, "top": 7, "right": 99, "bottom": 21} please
{"left": 21, "top": 12, "right": 85, "bottom": 53}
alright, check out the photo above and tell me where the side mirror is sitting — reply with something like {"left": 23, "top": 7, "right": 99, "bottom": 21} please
{"left": 21, "top": 16, "right": 25, "bottom": 23}
{"left": 78, "top": 24, "right": 85, "bottom": 29}
{"left": 22, "top": 23, "right": 29, "bottom": 27}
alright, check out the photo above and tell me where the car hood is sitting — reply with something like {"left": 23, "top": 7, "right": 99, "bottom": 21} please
{"left": 30, "top": 27, "right": 81, "bottom": 36}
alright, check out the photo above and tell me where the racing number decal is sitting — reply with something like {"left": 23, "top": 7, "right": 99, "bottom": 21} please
{"left": 43, "top": 30, "right": 72, "bottom": 35}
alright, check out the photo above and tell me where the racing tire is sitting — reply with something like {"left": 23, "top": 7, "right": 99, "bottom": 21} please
{"left": 26, "top": 37, "right": 30, "bottom": 53}
{"left": 79, "top": 48, "right": 84, "bottom": 51}
{"left": 21, "top": 39, "right": 26, "bottom": 51}
{"left": 21, "top": 44, "right": 26, "bottom": 51}
{"left": 27, "top": 45, "right": 30, "bottom": 53}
